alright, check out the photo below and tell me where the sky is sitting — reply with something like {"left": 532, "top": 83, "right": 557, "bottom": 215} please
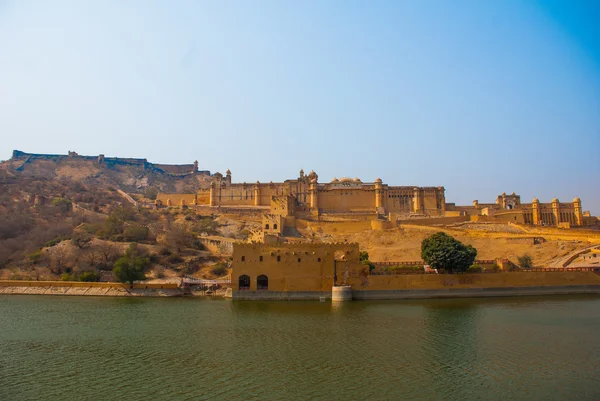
{"left": 1, "top": 0, "right": 599, "bottom": 213}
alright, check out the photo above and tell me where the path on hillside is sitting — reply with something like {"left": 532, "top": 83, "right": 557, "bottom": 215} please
{"left": 548, "top": 245, "right": 600, "bottom": 268}
{"left": 117, "top": 189, "right": 137, "bottom": 206}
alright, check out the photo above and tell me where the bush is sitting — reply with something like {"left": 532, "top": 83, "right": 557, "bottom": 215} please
{"left": 359, "top": 251, "right": 376, "bottom": 271}
{"left": 123, "top": 223, "right": 149, "bottom": 242}
{"left": 153, "top": 266, "right": 165, "bottom": 279}
{"left": 71, "top": 231, "right": 93, "bottom": 249}
{"left": 467, "top": 264, "right": 482, "bottom": 273}
{"left": 191, "top": 218, "right": 220, "bottom": 236}
{"left": 421, "top": 232, "right": 477, "bottom": 273}
{"left": 45, "top": 235, "right": 71, "bottom": 247}
{"left": 61, "top": 273, "right": 74, "bottom": 281}
{"left": 211, "top": 262, "right": 228, "bottom": 277}
{"left": 517, "top": 254, "right": 533, "bottom": 269}
{"left": 52, "top": 198, "right": 72, "bottom": 214}
{"left": 158, "top": 246, "right": 172, "bottom": 256}
{"left": 144, "top": 187, "right": 159, "bottom": 200}
{"left": 113, "top": 243, "right": 150, "bottom": 284}
{"left": 78, "top": 271, "right": 100, "bottom": 282}
{"left": 167, "top": 254, "right": 184, "bottom": 264}
{"left": 28, "top": 250, "right": 42, "bottom": 264}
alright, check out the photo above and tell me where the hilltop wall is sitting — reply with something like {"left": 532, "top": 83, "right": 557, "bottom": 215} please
{"left": 11, "top": 150, "right": 209, "bottom": 177}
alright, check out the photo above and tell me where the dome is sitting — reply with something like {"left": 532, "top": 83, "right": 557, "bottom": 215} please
{"left": 339, "top": 177, "right": 353, "bottom": 183}
{"left": 310, "top": 178, "right": 318, "bottom": 184}
{"left": 573, "top": 197, "right": 581, "bottom": 203}
{"left": 226, "top": 169, "right": 231, "bottom": 175}
{"left": 375, "top": 178, "right": 382, "bottom": 183}
{"left": 353, "top": 177, "right": 362, "bottom": 183}
{"left": 331, "top": 177, "right": 339, "bottom": 183}
{"left": 552, "top": 197, "right": 559, "bottom": 203}
{"left": 532, "top": 197, "right": 539, "bottom": 203}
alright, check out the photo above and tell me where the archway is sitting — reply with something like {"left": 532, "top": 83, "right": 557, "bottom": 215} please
{"left": 239, "top": 275, "right": 250, "bottom": 290}
{"left": 257, "top": 274, "right": 268, "bottom": 290}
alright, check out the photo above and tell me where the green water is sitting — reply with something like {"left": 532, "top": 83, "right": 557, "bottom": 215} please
{"left": 1, "top": 295, "right": 600, "bottom": 400}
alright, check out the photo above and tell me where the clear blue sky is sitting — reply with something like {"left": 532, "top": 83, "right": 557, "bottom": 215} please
{"left": 1, "top": 0, "right": 599, "bottom": 213}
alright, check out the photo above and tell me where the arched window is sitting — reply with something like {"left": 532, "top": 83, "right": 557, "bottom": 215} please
{"left": 259, "top": 256, "right": 263, "bottom": 262}
{"left": 257, "top": 275, "right": 268, "bottom": 290}
{"left": 265, "top": 224, "right": 270, "bottom": 229}
{"left": 241, "top": 256, "right": 245, "bottom": 262}
{"left": 273, "top": 224, "right": 278, "bottom": 230}
{"left": 239, "top": 275, "right": 250, "bottom": 290}
{"left": 318, "top": 258, "right": 321, "bottom": 262}
{"left": 277, "top": 256, "right": 281, "bottom": 262}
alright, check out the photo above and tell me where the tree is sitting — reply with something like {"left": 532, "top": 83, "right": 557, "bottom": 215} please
{"left": 113, "top": 243, "right": 149, "bottom": 284}
{"left": 123, "top": 223, "right": 149, "bottom": 242}
{"left": 421, "top": 232, "right": 477, "bottom": 273}
{"left": 517, "top": 254, "right": 533, "bottom": 269}
{"left": 166, "top": 223, "right": 202, "bottom": 252}
{"left": 359, "top": 251, "right": 375, "bottom": 272}
{"left": 71, "top": 231, "right": 93, "bottom": 249}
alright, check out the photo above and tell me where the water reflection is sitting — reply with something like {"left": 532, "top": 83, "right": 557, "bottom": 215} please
{"left": 2, "top": 295, "right": 600, "bottom": 400}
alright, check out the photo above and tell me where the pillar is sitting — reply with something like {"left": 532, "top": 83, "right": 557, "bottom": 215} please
{"left": 374, "top": 178, "right": 383, "bottom": 209}
{"left": 413, "top": 187, "right": 422, "bottom": 213}
{"left": 439, "top": 187, "right": 446, "bottom": 214}
{"left": 532, "top": 198, "right": 540, "bottom": 225}
{"left": 209, "top": 183, "right": 216, "bottom": 206}
{"left": 254, "top": 182, "right": 260, "bottom": 206}
{"left": 574, "top": 197, "right": 583, "bottom": 226}
{"left": 552, "top": 198, "right": 560, "bottom": 226}
{"left": 309, "top": 179, "right": 318, "bottom": 209}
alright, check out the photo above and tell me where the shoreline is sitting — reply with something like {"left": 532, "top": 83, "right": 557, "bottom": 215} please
{"left": 0, "top": 280, "right": 184, "bottom": 297}
{"left": 3, "top": 280, "right": 600, "bottom": 301}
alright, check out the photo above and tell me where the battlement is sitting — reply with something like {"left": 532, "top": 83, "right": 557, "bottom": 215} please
{"left": 11, "top": 150, "right": 209, "bottom": 176}
{"left": 234, "top": 242, "right": 359, "bottom": 250}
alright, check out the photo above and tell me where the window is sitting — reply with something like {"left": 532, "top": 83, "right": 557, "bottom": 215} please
{"left": 317, "top": 258, "right": 321, "bottom": 262}
{"left": 273, "top": 224, "right": 278, "bottom": 230}
{"left": 259, "top": 256, "right": 263, "bottom": 262}
{"left": 265, "top": 224, "right": 270, "bottom": 229}
{"left": 277, "top": 256, "right": 281, "bottom": 262}
{"left": 298, "top": 258, "right": 301, "bottom": 263}
{"left": 239, "top": 275, "right": 250, "bottom": 290}
{"left": 257, "top": 275, "right": 268, "bottom": 290}
{"left": 241, "top": 256, "right": 245, "bottom": 262}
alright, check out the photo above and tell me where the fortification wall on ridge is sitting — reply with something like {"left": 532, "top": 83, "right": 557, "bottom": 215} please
{"left": 11, "top": 150, "right": 209, "bottom": 177}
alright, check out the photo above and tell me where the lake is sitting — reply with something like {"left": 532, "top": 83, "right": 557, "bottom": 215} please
{"left": 1, "top": 295, "right": 600, "bottom": 400}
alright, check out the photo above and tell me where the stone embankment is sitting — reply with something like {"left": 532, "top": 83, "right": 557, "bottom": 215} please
{"left": 0, "top": 281, "right": 184, "bottom": 297}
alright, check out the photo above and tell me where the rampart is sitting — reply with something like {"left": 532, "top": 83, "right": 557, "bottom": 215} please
{"left": 11, "top": 150, "right": 209, "bottom": 177}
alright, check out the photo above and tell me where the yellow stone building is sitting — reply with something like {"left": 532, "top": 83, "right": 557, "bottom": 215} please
{"left": 446, "top": 192, "right": 586, "bottom": 227}
{"left": 156, "top": 171, "right": 593, "bottom": 228}
{"left": 158, "top": 169, "right": 446, "bottom": 216}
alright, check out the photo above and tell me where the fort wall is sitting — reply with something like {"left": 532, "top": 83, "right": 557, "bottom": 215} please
{"left": 11, "top": 150, "right": 208, "bottom": 177}
{"left": 396, "top": 216, "right": 469, "bottom": 226}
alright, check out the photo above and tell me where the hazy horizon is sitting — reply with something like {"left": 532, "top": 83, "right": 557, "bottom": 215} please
{"left": 1, "top": 1, "right": 599, "bottom": 213}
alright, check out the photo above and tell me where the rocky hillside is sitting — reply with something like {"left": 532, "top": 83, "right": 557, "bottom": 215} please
{"left": 0, "top": 154, "right": 233, "bottom": 282}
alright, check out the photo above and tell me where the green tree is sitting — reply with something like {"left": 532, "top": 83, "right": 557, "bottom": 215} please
{"left": 517, "top": 254, "right": 533, "bottom": 269}
{"left": 359, "top": 251, "right": 376, "bottom": 272}
{"left": 113, "top": 243, "right": 149, "bottom": 284}
{"left": 421, "top": 232, "right": 477, "bottom": 273}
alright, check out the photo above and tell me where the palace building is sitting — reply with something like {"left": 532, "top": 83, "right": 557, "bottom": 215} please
{"left": 157, "top": 169, "right": 446, "bottom": 216}
{"left": 156, "top": 170, "right": 594, "bottom": 228}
